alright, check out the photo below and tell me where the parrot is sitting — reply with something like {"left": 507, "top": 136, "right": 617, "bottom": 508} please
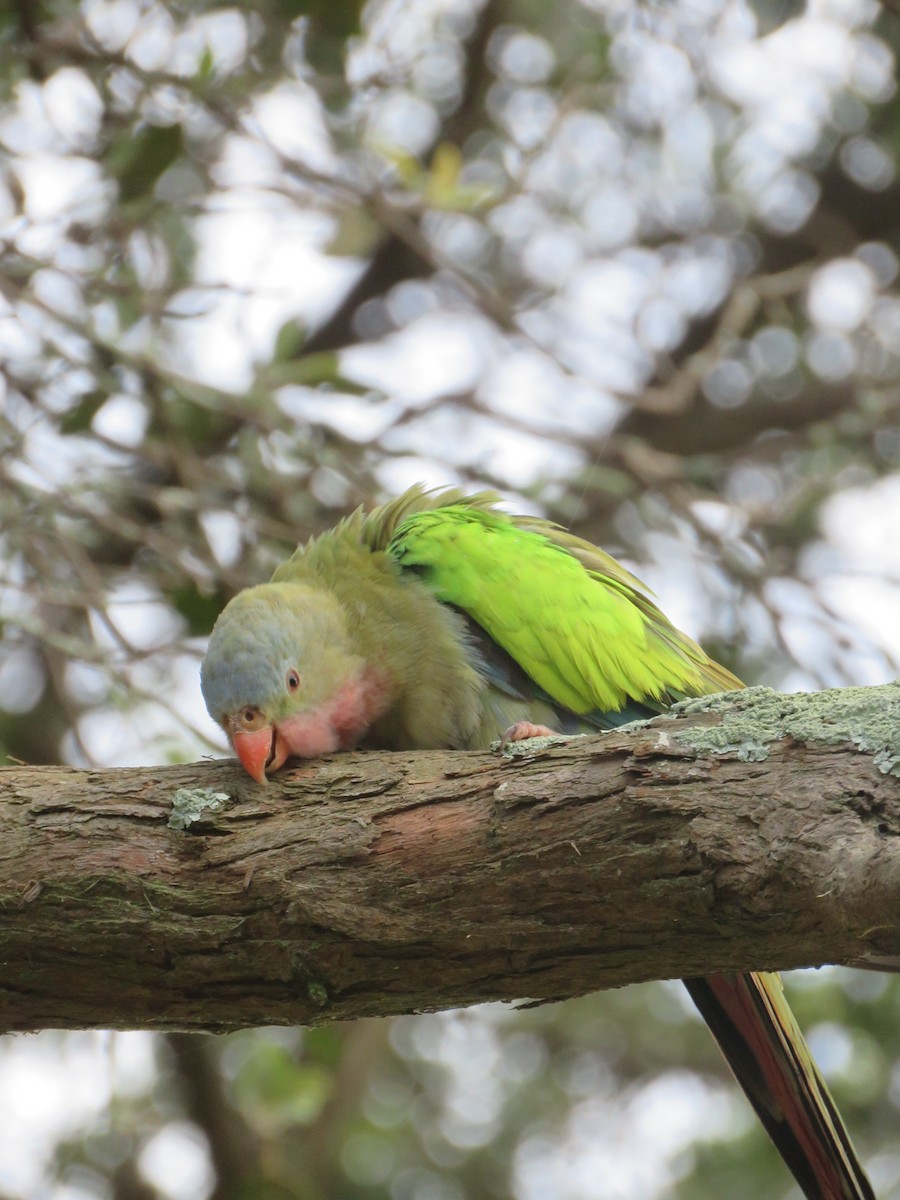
{"left": 201, "top": 484, "right": 874, "bottom": 1200}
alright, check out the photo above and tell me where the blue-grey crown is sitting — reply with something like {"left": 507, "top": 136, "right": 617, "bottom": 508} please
{"left": 200, "top": 607, "right": 295, "bottom": 721}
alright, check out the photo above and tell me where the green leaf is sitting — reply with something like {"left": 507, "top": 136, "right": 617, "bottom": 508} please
{"left": 263, "top": 351, "right": 369, "bottom": 392}
{"left": 304, "top": 1026, "right": 344, "bottom": 1068}
{"left": 195, "top": 45, "right": 215, "bottom": 84}
{"left": 301, "top": 0, "right": 364, "bottom": 72}
{"left": 746, "top": 0, "right": 805, "bottom": 34}
{"left": 59, "top": 392, "right": 107, "bottom": 435}
{"left": 109, "top": 123, "right": 185, "bottom": 203}
{"left": 324, "top": 207, "right": 379, "bottom": 258}
{"left": 273, "top": 317, "right": 308, "bottom": 362}
{"left": 168, "top": 583, "right": 229, "bottom": 637}
{"left": 234, "top": 1042, "right": 333, "bottom": 1128}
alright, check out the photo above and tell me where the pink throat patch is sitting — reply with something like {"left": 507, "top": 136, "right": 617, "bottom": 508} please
{"left": 274, "top": 669, "right": 390, "bottom": 762}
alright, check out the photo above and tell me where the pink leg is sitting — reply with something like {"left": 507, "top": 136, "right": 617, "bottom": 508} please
{"left": 499, "top": 720, "right": 557, "bottom": 750}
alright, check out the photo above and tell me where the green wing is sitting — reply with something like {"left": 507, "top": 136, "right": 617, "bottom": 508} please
{"left": 365, "top": 486, "right": 740, "bottom": 716}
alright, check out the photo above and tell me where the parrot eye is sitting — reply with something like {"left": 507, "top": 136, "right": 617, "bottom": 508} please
{"left": 235, "top": 707, "right": 265, "bottom": 732}
{"left": 286, "top": 669, "right": 301, "bottom": 693}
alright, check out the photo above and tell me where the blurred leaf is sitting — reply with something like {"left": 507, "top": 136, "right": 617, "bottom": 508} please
{"left": 325, "top": 207, "right": 380, "bottom": 257}
{"left": 302, "top": 0, "right": 364, "bottom": 73}
{"left": 429, "top": 142, "right": 463, "bottom": 192}
{"left": 273, "top": 317, "right": 309, "bottom": 362}
{"left": 108, "top": 124, "right": 185, "bottom": 203}
{"left": 234, "top": 1042, "right": 333, "bottom": 1128}
{"left": 262, "top": 351, "right": 369, "bottom": 392}
{"left": 380, "top": 144, "right": 424, "bottom": 189}
{"left": 747, "top": 0, "right": 806, "bottom": 35}
{"left": 59, "top": 392, "right": 107, "bottom": 435}
{"left": 426, "top": 144, "right": 482, "bottom": 209}
{"left": 195, "top": 45, "right": 215, "bottom": 84}
{"left": 305, "top": 1025, "right": 346, "bottom": 1068}
{"left": 147, "top": 393, "right": 237, "bottom": 448}
{"left": 423, "top": 143, "right": 499, "bottom": 210}
{"left": 374, "top": 141, "right": 500, "bottom": 211}
{"left": 168, "top": 583, "right": 229, "bottom": 636}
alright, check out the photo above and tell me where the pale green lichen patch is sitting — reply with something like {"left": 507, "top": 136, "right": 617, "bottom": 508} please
{"left": 669, "top": 682, "right": 900, "bottom": 773}
{"left": 168, "top": 787, "right": 231, "bottom": 830}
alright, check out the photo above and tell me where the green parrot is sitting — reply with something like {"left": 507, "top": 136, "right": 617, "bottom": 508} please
{"left": 201, "top": 485, "right": 874, "bottom": 1200}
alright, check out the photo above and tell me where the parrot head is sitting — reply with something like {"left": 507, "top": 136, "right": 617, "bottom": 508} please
{"left": 200, "top": 583, "right": 389, "bottom": 783}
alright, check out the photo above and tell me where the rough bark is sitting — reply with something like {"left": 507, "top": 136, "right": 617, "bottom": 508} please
{"left": 1, "top": 684, "right": 899, "bottom": 1034}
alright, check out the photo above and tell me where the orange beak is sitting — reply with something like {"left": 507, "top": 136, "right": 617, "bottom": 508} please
{"left": 231, "top": 726, "right": 292, "bottom": 784}
{"left": 231, "top": 727, "right": 275, "bottom": 785}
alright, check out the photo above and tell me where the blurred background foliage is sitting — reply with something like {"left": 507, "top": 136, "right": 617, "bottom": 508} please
{"left": 2, "top": 0, "right": 900, "bottom": 1197}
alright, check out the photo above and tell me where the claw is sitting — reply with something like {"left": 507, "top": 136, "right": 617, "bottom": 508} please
{"left": 499, "top": 720, "right": 557, "bottom": 751}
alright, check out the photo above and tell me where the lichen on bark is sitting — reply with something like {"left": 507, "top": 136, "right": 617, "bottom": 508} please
{"left": 670, "top": 682, "right": 900, "bottom": 774}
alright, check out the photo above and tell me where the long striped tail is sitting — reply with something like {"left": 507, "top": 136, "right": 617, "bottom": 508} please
{"left": 684, "top": 971, "right": 874, "bottom": 1200}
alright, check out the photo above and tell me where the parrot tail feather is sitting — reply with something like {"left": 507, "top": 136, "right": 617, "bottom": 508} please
{"left": 684, "top": 972, "right": 874, "bottom": 1200}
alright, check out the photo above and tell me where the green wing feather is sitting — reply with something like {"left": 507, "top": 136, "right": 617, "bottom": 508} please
{"left": 360, "top": 485, "right": 740, "bottom": 717}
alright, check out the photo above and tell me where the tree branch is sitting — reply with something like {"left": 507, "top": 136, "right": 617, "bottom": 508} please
{"left": 2, "top": 684, "right": 899, "bottom": 1034}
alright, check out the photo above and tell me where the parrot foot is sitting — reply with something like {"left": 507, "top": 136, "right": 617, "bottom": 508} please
{"left": 499, "top": 721, "right": 557, "bottom": 750}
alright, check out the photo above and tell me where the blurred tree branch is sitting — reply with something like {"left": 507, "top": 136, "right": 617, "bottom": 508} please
{"left": 303, "top": 0, "right": 503, "bottom": 355}
{"left": 1, "top": 684, "right": 898, "bottom": 1035}
{"left": 165, "top": 1033, "right": 266, "bottom": 1200}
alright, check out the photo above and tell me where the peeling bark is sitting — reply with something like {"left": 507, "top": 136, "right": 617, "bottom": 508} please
{"left": 1, "top": 685, "right": 899, "bottom": 1034}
